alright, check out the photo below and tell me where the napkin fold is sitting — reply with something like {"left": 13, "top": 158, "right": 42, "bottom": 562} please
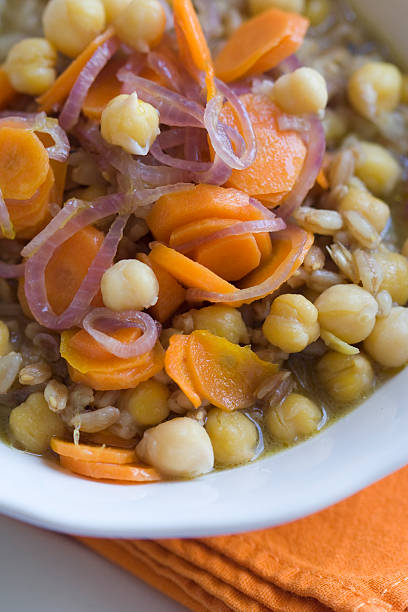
{"left": 80, "top": 466, "right": 408, "bottom": 612}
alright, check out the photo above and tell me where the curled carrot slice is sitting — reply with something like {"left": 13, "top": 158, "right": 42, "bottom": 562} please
{"left": 51, "top": 438, "right": 136, "bottom": 464}
{"left": 137, "top": 253, "right": 186, "bottom": 323}
{"left": 59, "top": 455, "right": 162, "bottom": 482}
{"left": 164, "top": 334, "right": 201, "bottom": 408}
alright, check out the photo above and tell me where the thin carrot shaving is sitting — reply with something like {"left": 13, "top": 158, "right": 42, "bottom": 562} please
{"left": 59, "top": 455, "right": 162, "bottom": 482}
{"left": 51, "top": 438, "right": 136, "bottom": 464}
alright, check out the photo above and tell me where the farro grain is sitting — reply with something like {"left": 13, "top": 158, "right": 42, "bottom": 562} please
{"left": 44, "top": 380, "right": 68, "bottom": 413}
{"left": 0, "top": 352, "right": 22, "bottom": 393}
{"left": 293, "top": 206, "right": 343, "bottom": 235}
{"left": 375, "top": 290, "right": 393, "bottom": 318}
{"left": 186, "top": 407, "right": 207, "bottom": 426}
{"left": 94, "top": 390, "right": 120, "bottom": 409}
{"left": 353, "top": 249, "right": 383, "bottom": 294}
{"left": 342, "top": 210, "right": 380, "bottom": 249}
{"left": 306, "top": 269, "right": 344, "bottom": 292}
{"left": 303, "top": 245, "right": 326, "bottom": 273}
{"left": 168, "top": 389, "right": 195, "bottom": 414}
{"left": 328, "top": 148, "right": 356, "bottom": 189}
{"left": 109, "top": 409, "right": 141, "bottom": 440}
{"left": 172, "top": 312, "right": 194, "bottom": 334}
{"left": 71, "top": 406, "right": 120, "bottom": 433}
{"left": 327, "top": 242, "right": 359, "bottom": 282}
{"left": 19, "top": 361, "right": 52, "bottom": 385}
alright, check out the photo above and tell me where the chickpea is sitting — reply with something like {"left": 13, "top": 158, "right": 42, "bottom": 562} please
{"left": 248, "top": 0, "right": 305, "bottom": 14}
{"left": 315, "top": 284, "right": 378, "bottom": 344}
{"left": 375, "top": 249, "right": 408, "bottom": 306}
{"left": 266, "top": 393, "right": 321, "bottom": 443}
{"left": 338, "top": 187, "right": 390, "bottom": 234}
{"left": 101, "top": 0, "right": 131, "bottom": 22}
{"left": 347, "top": 62, "right": 402, "bottom": 119}
{"left": 205, "top": 408, "right": 258, "bottom": 466}
{"left": 9, "top": 392, "right": 65, "bottom": 454}
{"left": 4, "top": 38, "right": 57, "bottom": 96}
{"left": 120, "top": 380, "right": 170, "bottom": 427}
{"left": 43, "top": 0, "right": 106, "bottom": 58}
{"left": 192, "top": 305, "right": 249, "bottom": 344}
{"left": 0, "top": 321, "right": 10, "bottom": 357}
{"left": 364, "top": 307, "right": 408, "bottom": 368}
{"left": 262, "top": 294, "right": 320, "bottom": 353}
{"left": 272, "top": 67, "right": 328, "bottom": 115}
{"left": 101, "top": 259, "right": 159, "bottom": 312}
{"left": 323, "top": 109, "right": 348, "bottom": 147}
{"left": 305, "top": 0, "right": 330, "bottom": 26}
{"left": 136, "top": 417, "right": 214, "bottom": 477}
{"left": 355, "top": 142, "right": 401, "bottom": 197}
{"left": 317, "top": 351, "right": 374, "bottom": 403}
{"left": 101, "top": 93, "right": 160, "bottom": 156}
{"left": 114, "top": 0, "right": 166, "bottom": 52}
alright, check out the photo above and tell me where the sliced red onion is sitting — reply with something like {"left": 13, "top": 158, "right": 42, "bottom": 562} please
{"left": 147, "top": 51, "right": 184, "bottom": 93}
{"left": 60, "top": 37, "right": 119, "bottom": 131}
{"left": 118, "top": 70, "right": 205, "bottom": 127}
{"left": 249, "top": 197, "right": 279, "bottom": 220}
{"left": 276, "top": 115, "right": 326, "bottom": 219}
{"left": 0, "top": 187, "right": 14, "bottom": 240}
{"left": 276, "top": 54, "right": 302, "bottom": 75}
{"left": 137, "top": 161, "right": 191, "bottom": 186}
{"left": 193, "top": 154, "right": 231, "bottom": 185}
{"left": 184, "top": 127, "right": 206, "bottom": 162}
{"left": 0, "top": 112, "right": 70, "bottom": 162}
{"left": 176, "top": 218, "right": 286, "bottom": 253}
{"left": 0, "top": 261, "right": 25, "bottom": 278}
{"left": 24, "top": 194, "right": 124, "bottom": 329}
{"left": 150, "top": 134, "right": 212, "bottom": 172}
{"left": 123, "top": 181, "right": 195, "bottom": 210}
{"left": 186, "top": 226, "right": 308, "bottom": 304}
{"left": 82, "top": 307, "right": 158, "bottom": 358}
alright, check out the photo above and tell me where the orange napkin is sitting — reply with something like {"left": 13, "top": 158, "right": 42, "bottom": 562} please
{"left": 80, "top": 466, "right": 408, "bottom": 611}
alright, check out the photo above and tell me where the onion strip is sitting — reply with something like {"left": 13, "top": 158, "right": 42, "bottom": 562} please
{"left": 0, "top": 187, "right": 14, "bottom": 239}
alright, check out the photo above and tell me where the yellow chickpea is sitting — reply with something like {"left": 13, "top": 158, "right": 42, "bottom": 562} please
{"left": 262, "top": 294, "right": 320, "bottom": 353}
{"left": 205, "top": 408, "right": 258, "bottom": 466}
{"left": 0, "top": 321, "right": 10, "bottom": 357}
{"left": 101, "top": 93, "right": 160, "bottom": 155}
{"left": 317, "top": 351, "right": 374, "bottom": 403}
{"left": 43, "top": 0, "right": 106, "bottom": 58}
{"left": 101, "top": 258, "right": 159, "bottom": 311}
{"left": 375, "top": 249, "right": 408, "bottom": 305}
{"left": 192, "top": 305, "right": 249, "bottom": 344}
{"left": 355, "top": 142, "right": 401, "bottom": 197}
{"left": 266, "top": 393, "right": 321, "bottom": 443}
{"left": 136, "top": 417, "right": 214, "bottom": 477}
{"left": 364, "top": 307, "right": 408, "bottom": 368}
{"left": 4, "top": 38, "right": 57, "bottom": 96}
{"left": 315, "top": 284, "right": 378, "bottom": 344}
{"left": 101, "top": 0, "right": 131, "bottom": 22}
{"left": 305, "top": 0, "right": 330, "bottom": 26}
{"left": 248, "top": 0, "right": 305, "bottom": 14}
{"left": 120, "top": 380, "right": 170, "bottom": 427}
{"left": 272, "top": 67, "right": 328, "bottom": 115}
{"left": 338, "top": 187, "right": 390, "bottom": 234}
{"left": 114, "top": 0, "right": 166, "bottom": 52}
{"left": 9, "top": 392, "right": 65, "bottom": 454}
{"left": 347, "top": 61, "right": 402, "bottom": 119}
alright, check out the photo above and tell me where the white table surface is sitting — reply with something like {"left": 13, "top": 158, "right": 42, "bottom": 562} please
{"left": 0, "top": 514, "right": 187, "bottom": 612}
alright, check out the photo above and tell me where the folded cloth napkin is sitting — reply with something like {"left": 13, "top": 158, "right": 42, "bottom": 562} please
{"left": 79, "top": 466, "right": 408, "bottom": 612}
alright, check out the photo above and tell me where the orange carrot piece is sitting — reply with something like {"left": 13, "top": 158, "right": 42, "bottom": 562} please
{"left": 186, "top": 330, "right": 278, "bottom": 411}
{"left": 215, "top": 9, "right": 308, "bottom": 82}
{"left": 83, "top": 54, "right": 126, "bottom": 120}
{"left": 51, "top": 438, "right": 136, "bottom": 464}
{"left": 195, "top": 233, "right": 261, "bottom": 281}
{"left": 173, "top": 0, "right": 216, "bottom": 99}
{"left": 0, "top": 66, "right": 17, "bottom": 110}
{"left": 147, "top": 184, "right": 265, "bottom": 243}
{"left": 0, "top": 126, "right": 50, "bottom": 200}
{"left": 45, "top": 226, "right": 105, "bottom": 315}
{"left": 7, "top": 166, "right": 55, "bottom": 239}
{"left": 219, "top": 94, "right": 306, "bottom": 202}
{"left": 149, "top": 243, "right": 236, "bottom": 294}
{"left": 137, "top": 253, "right": 186, "bottom": 323}
{"left": 59, "top": 455, "right": 162, "bottom": 482}
{"left": 164, "top": 334, "right": 201, "bottom": 408}
{"left": 240, "top": 225, "right": 314, "bottom": 291}
{"left": 37, "top": 27, "right": 115, "bottom": 112}
{"left": 50, "top": 160, "right": 68, "bottom": 206}
{"left": 316, "top": 167, "right": 329, "bottom": 190}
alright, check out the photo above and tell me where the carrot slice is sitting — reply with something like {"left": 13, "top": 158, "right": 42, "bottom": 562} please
{"left": 316, "top": 167, "right": 329, "bottom": 190}
{"left": 149, "top": 243, "right": 236, "bottom": 294}
{"left": 0, "top": 66, "right": 17, "bottom": 110}
{"left": 83, "top": 54, "right": 126, "bottom": 120}
{"left": 215, "top": 9, "right": 308, "bottom": 82}
{"left": 44, "top": 226, "right": 105, "bottom": 315}
{"left": 37, "top": 27, "right": 115, "bottom": 112}
{"left": 173, "top": 0, "right": 216, "bottom": 99}
{"left": 219, "top": 94, "right": 306, "bottom": 203}
{"left": 7, "top": 166, "right": 54, "bottom": 239}
{"left": 51, "top": 438, "right": 136, "bottom": 464}
{"left": 59, "top": 455, "right": 162, "bottom": 482}
{"left": 147, "top": 184, "right": 265, "bottom": 243}
{"left": 137, "top": 253, "right": 186, "bottom": 323}
{"left": 0, "top": 126, "right": 50, "bottom": 200}
{"left": 240, "top": 225, "right": 314, "bottom": 290}
{"left": 186, "top": 330, "right": 278, "bottom": 411}
{"left": 164, "top": 334, "right": 201, "bottom": 408}
{"left": 195, "top": 233, "right": 261, "bottom": 281}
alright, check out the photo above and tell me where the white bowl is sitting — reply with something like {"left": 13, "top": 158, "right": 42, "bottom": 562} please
{"left": 1, "top": 1, "right": 408, "bottom": 538}
{"left": 0, "top": 368, "right": 407, "bottom": 538}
